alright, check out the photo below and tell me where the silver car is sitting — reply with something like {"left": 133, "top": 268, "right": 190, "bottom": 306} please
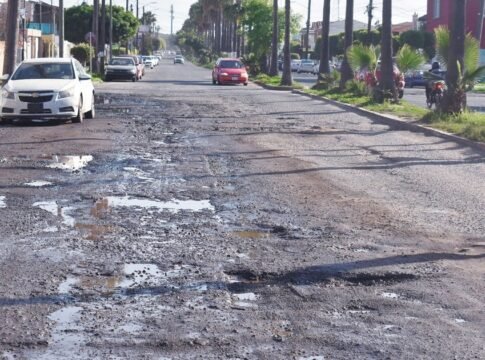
{"left": 297, "top": 60, "right": 316, "bottom": 74}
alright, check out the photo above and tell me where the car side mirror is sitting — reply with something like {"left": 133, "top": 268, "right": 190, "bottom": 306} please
{"left": 79, "top": 74, "right": 92, "bottom": 81}
{"left": 1, "top": 74, "right": 9, "bottom": 81}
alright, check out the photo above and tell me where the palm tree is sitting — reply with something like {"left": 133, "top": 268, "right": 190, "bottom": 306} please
{"left": 339, "top": 0, "right": 354, "bottom": 88}
{"left": 318, "top": 0, "right": 331, "bottom": 77}
{"left": 380, "top": 0, "right": 395, "bottom": 99}
{"left": 443, "top": 0, "right": 466, "bottom": 113}
{"left": 280, "top": 0, "right": 292, "bottom": 85}
{"left": 269, "top": 0, "right": 278, "bottom": 76}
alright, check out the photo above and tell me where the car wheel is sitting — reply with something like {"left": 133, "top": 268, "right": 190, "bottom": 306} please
{"left": 244, "top": 83, "right": 248, "bottom": 86}
{"left": 132, "top": 76, "right": 136, "bottom": 82}
{"left": 212, "top": 78, "right": 216, "bottom": 85}
{"left": 72, "top": 97, "right": 84, "bottom": 124}
{"left": 217, "top": 76, "right": 222, "bottom": 85}
{"left": 85, "top": 94, "right": 95, "bottom": 119}
{"left": 105, "top": 76, "right": 111, "bottom": 82}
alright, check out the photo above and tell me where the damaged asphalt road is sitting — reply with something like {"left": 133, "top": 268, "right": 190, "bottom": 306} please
{"left": 0, "top": 59, "right": 484, "bottom": 359}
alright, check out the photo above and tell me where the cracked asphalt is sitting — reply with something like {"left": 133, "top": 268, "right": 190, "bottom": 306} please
{"left": 0, "top": 58, "right": 484, "bottom": 359}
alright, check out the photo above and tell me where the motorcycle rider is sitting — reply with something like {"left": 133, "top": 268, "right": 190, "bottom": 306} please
{"left": 425, "top": 62, "right": 444, "bottom": 101}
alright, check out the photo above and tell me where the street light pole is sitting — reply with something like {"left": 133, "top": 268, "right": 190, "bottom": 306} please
{"left": 59, "top": 0, "right": 64, "bottom": 57}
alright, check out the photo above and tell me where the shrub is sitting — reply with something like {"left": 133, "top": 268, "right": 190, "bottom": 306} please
{"left": 70, "top": 43, "right": 94, "bottom": 66}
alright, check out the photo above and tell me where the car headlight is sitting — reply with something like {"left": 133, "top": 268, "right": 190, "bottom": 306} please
{"left": 1, "top": 88, "right": 14, "bottom": 99}
{"left": 130, "top": 68, "right": 136, "bottom": 73}
{"left": 58, "top": 86, "right": 76, "bottom": 99}
{"left": 220, "top": 72, "right": 229, "bottom": 76}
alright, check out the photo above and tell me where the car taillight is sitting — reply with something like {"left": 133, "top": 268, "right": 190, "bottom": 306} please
{"left": 436, "top": 83, "right": 443, "bottom": 90}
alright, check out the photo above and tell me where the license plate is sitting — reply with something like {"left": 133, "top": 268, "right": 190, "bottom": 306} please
{"left": 232, "top": 76, "right": 238, "bottom": 81}
{"left": 27, "top": 103, "right": 44, "bottom": 112}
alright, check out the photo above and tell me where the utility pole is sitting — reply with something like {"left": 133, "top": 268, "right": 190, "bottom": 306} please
{"left": 136, "top": 0, "right": 139, "bottom": 19}
{"left": 93, "top": 0, "right": 99, "bottom": 72}
{"left": 109, "top": 0, "right": 113, "bottom": 61}
{"left": 100, "top": 0, "right": 106, "bottom": 73}
{"left": 170, "top": 4, "right": 174, "bottom": 35}
{"left": 126, "top": 0, "right": 128, "bottom": 11}
{"left": 3, "top": 0, "right": 19, "bottom": 75}
{"left": 305, "top": 0, "right": 311, "bottom": 59}
{"left": 59, "top": 0, "right": 64, "bottom": 57}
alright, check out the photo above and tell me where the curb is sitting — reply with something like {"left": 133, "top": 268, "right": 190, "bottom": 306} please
{"left": 290, "top": 89, "right": 485, "bottom": 152}
{"left": 253, "top": 81, "right": 300, "bottom": 91}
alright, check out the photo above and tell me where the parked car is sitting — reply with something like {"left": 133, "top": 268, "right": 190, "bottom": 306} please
{"left": 105, "top": 57, "right": 139, "bottom": 82}
{"left": 117, "top": 55, "right": 143, "bottom": 79}
{"left": 291, "top": 59, "right": 301, "bottom": 72}
{"left": 404, "top": 70, "right": 428, "bottom": 88}
{"left": 212, "top": 58, "right": 248, "bottom": 85}
{"left": 174, "top": 55, "right": 185, "bottom": 64}
{"left": 142, "top": 56, "right": 155, "bottom": 69}
{"left": 0, "top": 57, "right": 95, "bottom": 123}
{"left": 297, "top": 59, "right": 315, "bottom": 74}
{"left": 150, "top": 56, "right": 159, "bottom": 66}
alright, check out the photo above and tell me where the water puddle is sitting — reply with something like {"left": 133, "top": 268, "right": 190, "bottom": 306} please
{"left": 105, "top": 196, "right": 215, "bottom": 213}
{"left": 234, "top": 292, "right": 258, "bottom": 301}
{"left": 33, "top": 201, "right": 75, "bottom": 227}
{"left": 380, "top": 292, "right": 399, "bottom": 299}
{"left": 123, "top": 167, "right": 156, "bottom": 181}
{"left": 119, "top": 263, "right": 163, "bottom": 288}
{"left": 455, "top": 318, "right": 466, "bottom": 323}
{"left": 58, "top": 277, "right": 78, "bottom": 294}
{"left": 233, "top": 230, "right": 268, "bottom": 239}
{"left": 47, "top": 155, "right": 93, "bottom": 172}
{"left": 0, "top": 196, "right": 6, "bottom": 208}
{"left": 37, "top": 306, "right": 85, "bottom": 359}
{"left": 24, "top": 180, "right": 53, "bottom": 187}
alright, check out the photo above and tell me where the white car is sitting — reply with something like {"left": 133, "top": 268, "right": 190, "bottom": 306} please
{"left": 291, "top": 60, "right": 301, "bottom": 72}
{"left": 0, "top": 57, "right": 95, "bottom": 123}
{"left": 297, "top": 59, "right": 315, "bottom": 74}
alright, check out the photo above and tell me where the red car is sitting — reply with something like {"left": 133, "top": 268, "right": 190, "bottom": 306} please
{"left": 212, "top": 58, "right": 248, "bottom": 86}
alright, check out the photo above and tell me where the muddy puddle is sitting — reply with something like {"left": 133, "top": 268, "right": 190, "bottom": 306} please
{"left": 105, "top": 196, "right": 215, "bottom": 213}
{"left": 0, "top": 196, "right": 6, "bottom": 208}
{"left": 47, "top": 155, "right": 93, "bottom": 172}
{"left": 75, "top": 223, "right": 112, "bottom": 241}
{"left": 233, "top": 230, "right": 268, "bottom": 239}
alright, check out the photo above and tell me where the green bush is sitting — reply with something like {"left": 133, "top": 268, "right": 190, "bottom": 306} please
{"left": 290, "top": 53, "right": 300, "bottom": 60}
{"left": 71, "top": 43, "right": 94, "bottom": 66}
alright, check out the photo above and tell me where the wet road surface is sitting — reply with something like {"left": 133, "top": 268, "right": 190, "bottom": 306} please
{"left": 0, "top": 59, "right": 484, "bottom": 359}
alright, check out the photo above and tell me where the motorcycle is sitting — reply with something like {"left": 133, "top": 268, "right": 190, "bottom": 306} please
{"left": 427, "top": 80, "right": 446, "bottom": 109}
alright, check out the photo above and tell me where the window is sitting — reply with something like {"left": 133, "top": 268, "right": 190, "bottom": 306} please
{"left": 433, "top": 0, "right": 441, "bottom": 19}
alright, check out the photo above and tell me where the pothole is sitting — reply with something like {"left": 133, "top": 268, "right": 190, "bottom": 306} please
{"left": 33, "top": 201, "right": 76, "bottom": 227}
{"left": 47, "top": 155, "right": 93, "bottom": 172}
{"left": 233, "top": 230, "right": 268, "bottom": 239}
{"left": 0, "top": 196, "right": 6, "bottom": 208}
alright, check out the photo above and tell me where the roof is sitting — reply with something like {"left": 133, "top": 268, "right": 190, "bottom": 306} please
{"left": 392, "top": 22, "right": 415, "bottom": 33}
{"left": 329, "top": 20, "right": 368, "bottom": 36}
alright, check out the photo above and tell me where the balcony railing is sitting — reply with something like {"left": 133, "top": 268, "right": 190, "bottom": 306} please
{"left": 26, "top": 23, "right": 56, "bottom": 35}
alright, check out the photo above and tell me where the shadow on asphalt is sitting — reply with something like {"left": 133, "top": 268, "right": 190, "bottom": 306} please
{"left": 0, "top": 251, "right": 483, "bottom": 307}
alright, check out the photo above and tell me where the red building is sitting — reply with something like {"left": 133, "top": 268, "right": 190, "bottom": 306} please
{"left": 427, "top": 0, "right": 485, "bottom": 48}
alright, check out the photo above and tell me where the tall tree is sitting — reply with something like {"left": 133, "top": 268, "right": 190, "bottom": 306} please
{"left": 339, "top": 0, "right": 354, "bottom": 88}
{"left": 318, "top": 0, "right": 331, "bottom": 77}
{"left": 269, "top": 0, "right": 278, "bottom": 76}
{"left": 365, "top": 0, "right": 374, "bottom": 44}
{"left": 380, "top": 0, "right": 395, "bottom": 98}
{"left": 280, "top": 0, "right": 292, "bottom": 85}
{"left": 3, "top": 0, "right": 19, "bottom": 75}
{"left": 443, "top": 0, "right": 466, "bottom": 112}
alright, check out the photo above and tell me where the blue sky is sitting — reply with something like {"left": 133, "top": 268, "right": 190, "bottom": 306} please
{"left": 62, "top": 0, "right": 428, "bottom": 34}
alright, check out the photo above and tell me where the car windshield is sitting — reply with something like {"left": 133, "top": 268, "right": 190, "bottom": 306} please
{"left": 110, "top": 58, "right": 134, "bottom": 66}
{"left": 219, "top": 60, "right": 243, "bottom": 69}
{"left": 12, "top": 62, "right": 74, "bottom": 80}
